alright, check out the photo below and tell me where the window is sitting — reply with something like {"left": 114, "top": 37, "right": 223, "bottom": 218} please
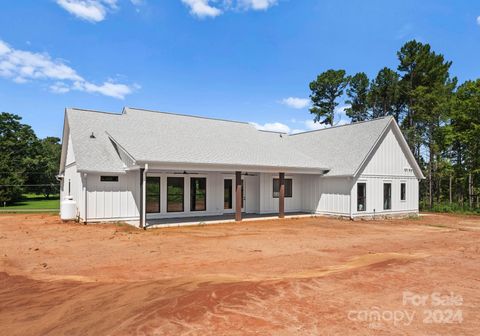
{"left": 384, "top": 183, "right": 392, "bottom": 210}
{"left": 224, "top": 179, "right": 232, "bottom": 209}
{"left": 146, "top": 177, "right": 160, "bottom": 213}
{"left": 167, "top": 177, "right": 184, "bottom": 212}
{"left": 400, "top": 182, "right": 406, "bottom": 201}
{"left": 190, "top": 178, "right": 207, "bottom": 211}
{"left": 273, "top": 178, "right": 293, "bottom": 198}
{"left": 357, "top": 183, "right": 366, "bottom": 211}
{"left": 100, "top": 176, "right": 118, "bottom": 182}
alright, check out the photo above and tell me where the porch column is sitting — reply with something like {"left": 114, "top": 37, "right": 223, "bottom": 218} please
{"left": 139, "top": 168, "right": 145, "bottom": 229}
{"left": 279, "top": 172, "right": 285, "bottom": 218}
{"left": 235, "top": 171, "right": 242, "bottom": 222}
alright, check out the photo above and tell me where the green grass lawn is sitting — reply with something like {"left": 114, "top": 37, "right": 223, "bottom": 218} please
{"left": 0, "top": 194, "right": 60, "bottom": 212}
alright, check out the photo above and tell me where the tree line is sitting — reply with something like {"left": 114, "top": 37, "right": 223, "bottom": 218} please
{"left": 0, "top": 113, "right": 61, "bottom": 204}
{"left": 309, "top": 40, "right": 480, "bottom": 210}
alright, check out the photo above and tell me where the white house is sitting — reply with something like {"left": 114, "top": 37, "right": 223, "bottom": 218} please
{"left": 59, "top": 107, "right": 424, "bottom": 227}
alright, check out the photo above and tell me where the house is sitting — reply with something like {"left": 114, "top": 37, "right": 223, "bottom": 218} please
{"left": 59, "top": 107, "right": 424, "bottom": 227}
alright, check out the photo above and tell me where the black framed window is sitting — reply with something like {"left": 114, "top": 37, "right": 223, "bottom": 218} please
{"left": 167, "top": 177, "right": 184, "bottom": 212}
{"left": 273, "top": 178, "right": 293, "bottom": 198}
{"left": 100, "top": 176, "right": 118, "bottom": 182}
{"left": 384, "top": 183, "right": 392, "bottom": 210}
{"left": 146, "top": 177, "right": 160, "bottom": 213}
{"left": 400, "top": 182, "right": 406, "bottom": 201}
{"left": 357, "top": 183, "right": 366, "bottom": 211}
{"left": 224, "top": 179, "right": 232, "bottom": 209}
{"left": 190, "top": 177, "right": 207, "bottom": 211}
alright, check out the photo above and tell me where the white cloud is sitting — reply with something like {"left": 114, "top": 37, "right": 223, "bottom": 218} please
{"left": 251, "top": 122, "right": 290, "bottom": 133}
{"left": 50, "top": 81, "right": 71, "bottom": 94}
{"left": 56, "top": 0, "right": 118, "bottom": 22}
{"left": 181, "top": 0, "right": 222, "bottom": 18}
{"left": 239, "top": 0, "right": 277, "bottom": 10}
{"left": 281, "top": 97, "right": 310, "bottom": 109}
{"left": 181, "top": 0, "right": 278, "bottom": 18}
{"left": 73, "top": 81, "right": 137, "bottom": 99}
{"left": 0, "top": 39, "right": 136, "bottom": 99}
{"left": 477, "top": 16, "right": 480, "bottom": 26}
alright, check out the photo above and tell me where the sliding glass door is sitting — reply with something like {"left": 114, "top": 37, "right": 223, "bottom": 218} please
{"left": 167, "top": 177, "right": 184, "bottom": 212}
{"left": 146, "top": 177, "right": 160, "bottom": 213}
{"left": 190, "top": 177, "right": 207, "bottom": 211}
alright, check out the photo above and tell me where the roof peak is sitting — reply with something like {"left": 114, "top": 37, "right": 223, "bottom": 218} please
{"left": 124, "top": 107, "right": 250, "bottom": 125}
{"left": 67, "top": 107, "right": 121, "bottom": 116}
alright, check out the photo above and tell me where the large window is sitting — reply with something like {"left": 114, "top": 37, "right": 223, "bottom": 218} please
{"left": 400, "top": 182, "right": 406, "bottom": 201}
{"left": 190, "top": 177, "right": 207, "bottom": 211}
{"left": 273, "top": 178, "right": 293, "bottom": 198}
{"left": 224, "top": 179, "right": 232, "bottom": 209}
{"left": 146, "top": 177, "right": 160, "bottom": 213}
{"left": 167, "top": 177, "right": 184, "bottom": 212}
{"left": 357, "top": 183, "right": 366, "bottom": 211}
{"left": 384, "top": 183, "right": 392, "bottom": 210}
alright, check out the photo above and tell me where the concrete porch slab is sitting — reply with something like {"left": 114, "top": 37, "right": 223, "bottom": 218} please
{"left": 128, "top": 212, "right": 315, "bottom": 229}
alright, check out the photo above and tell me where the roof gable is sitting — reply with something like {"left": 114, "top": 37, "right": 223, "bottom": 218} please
{"left": 289, "top": 117, "right": 393, "bottom": 176}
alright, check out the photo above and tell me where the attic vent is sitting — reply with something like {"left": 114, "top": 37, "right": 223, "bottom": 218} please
{"left": 90, "top": 132, "right": 96, "bottom": 139}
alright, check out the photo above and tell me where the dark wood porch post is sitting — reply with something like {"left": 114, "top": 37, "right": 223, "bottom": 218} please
{"left": 279, "top": 172, "right": 285, "bottom": 218}
{"left": 235, "top": 171, "right": 242, "bottom": 222}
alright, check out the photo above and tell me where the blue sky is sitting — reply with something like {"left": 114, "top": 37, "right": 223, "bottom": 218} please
{"left": 1, "top": 0, "right": 480, "bottom": 138}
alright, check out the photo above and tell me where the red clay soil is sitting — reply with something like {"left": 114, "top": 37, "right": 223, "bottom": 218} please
{"left": 0, "top": 213, "right": 479, "bottom": 335}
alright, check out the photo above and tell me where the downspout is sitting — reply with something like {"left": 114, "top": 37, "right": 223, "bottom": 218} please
{"left": 84, "top": 173, "right": 88, "bottom": 224}
{"left": 140, "top": 164, "right": 148, "bottom": 229}
{"left": 349, "top": 176, "right": 353, "bottom": 220}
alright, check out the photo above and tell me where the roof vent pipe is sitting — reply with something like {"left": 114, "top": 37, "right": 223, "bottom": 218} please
{"left": 90, "top": 132, "right": 96, "bottom": 139}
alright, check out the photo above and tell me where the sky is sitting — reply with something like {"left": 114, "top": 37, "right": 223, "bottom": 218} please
{"left": 1, "top": 0, "right": 480, "bottom": 138}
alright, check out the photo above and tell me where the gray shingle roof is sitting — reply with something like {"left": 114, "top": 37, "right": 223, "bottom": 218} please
{"left": 289, "top": 117, "right": 392, "bottom": 176}
{"left": 66, "top": 107, "right": 328, "bottom": 173}
{"left": 65, "top": 107, "right": 399, "bottom": 176}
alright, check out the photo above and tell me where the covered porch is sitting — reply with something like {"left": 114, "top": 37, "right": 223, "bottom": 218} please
{"left": 137, "top": 164, "right": 326, "bottom": 229}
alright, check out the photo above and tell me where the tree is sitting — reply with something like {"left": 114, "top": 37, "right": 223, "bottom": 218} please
{"left": 396, "top": 40, "right": 455, "bottom": 208}
{"left": 24, "top": 137, "right": 61, "bottom": 199}
{"left": 0, "top": 113, "right": 38, "bottom": 204}
{"left": 451, "top": 80, "right": 480, "bottom": 207}
{"left": 397, "top": 40, "right": 453, "bottom": 154}
{"left": 345, "top": 72, "right": 370, "bottom": 122}
{"left": 309, "top": 69, "right": 348, "bottom": 126}
{"left": 368, "top": 67, "right": 403, "bottom": 121}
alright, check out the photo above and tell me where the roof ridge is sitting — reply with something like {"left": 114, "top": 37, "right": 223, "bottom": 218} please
{"left": 67, "top": 107, "right": 122, "bottom": 116}
{"left": 289, "top": 116, "right": 393, "bottom": 136}
{"left": 125, "top": 107, "right": 250, "bottom": 125}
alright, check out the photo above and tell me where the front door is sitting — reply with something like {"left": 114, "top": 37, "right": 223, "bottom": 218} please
{"left": 223, "top": 177, "right": 246, "bottom": 213}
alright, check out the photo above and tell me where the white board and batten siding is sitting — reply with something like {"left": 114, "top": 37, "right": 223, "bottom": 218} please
{"left": 301, "top": 175, "right": 352, "bottom": 216}
{"left": 86, "top": 171, "right": 140, "bottom": 221}
{"left": 259, "top": 174, "right": 303, "bottom": 214}
{"left": 351, "top": 128, "right": 419, "bottom": 216}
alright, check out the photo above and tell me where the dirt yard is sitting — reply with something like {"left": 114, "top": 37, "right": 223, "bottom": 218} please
{"left": 0, "top": 213, "right": 479, "bottom": 335}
